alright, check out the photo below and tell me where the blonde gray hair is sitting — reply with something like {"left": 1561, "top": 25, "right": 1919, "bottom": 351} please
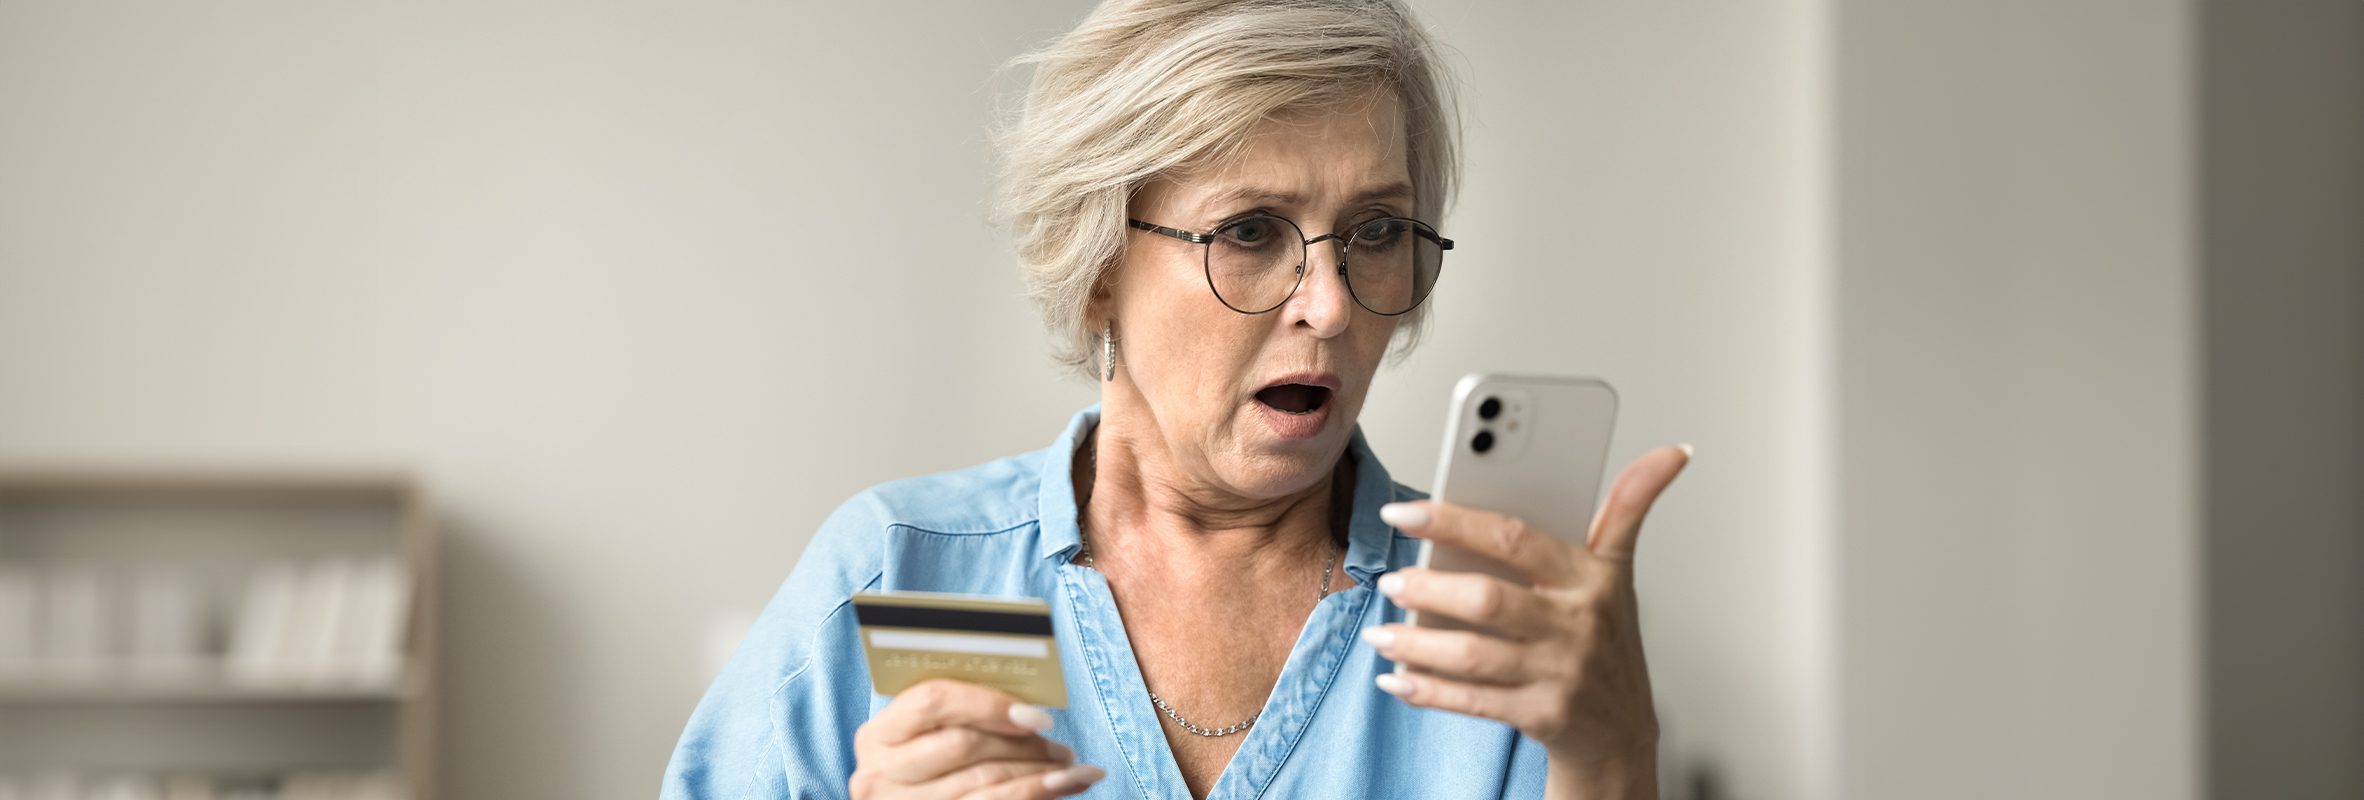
{"left": 997, "top": 0, "right": 1460, "bottom": 378}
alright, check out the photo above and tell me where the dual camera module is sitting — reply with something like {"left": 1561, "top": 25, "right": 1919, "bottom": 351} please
{"left": 1471, "top": 396, "right": 1503, "bottom": 454}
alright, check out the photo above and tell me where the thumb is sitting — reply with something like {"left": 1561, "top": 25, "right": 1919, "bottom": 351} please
{"left": 1586, "top": 444, "right": 1692, "bottom": 561}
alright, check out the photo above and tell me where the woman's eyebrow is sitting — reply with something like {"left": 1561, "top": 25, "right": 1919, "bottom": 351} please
{"left": 1197, "top": 181, "right": 1416, "bottom": 213}
{"left": 1201, "top": 186, "right": 1300, "bottom": 210}
{"left": 1349, "top": 182, "right": 1416, "bottom": 206}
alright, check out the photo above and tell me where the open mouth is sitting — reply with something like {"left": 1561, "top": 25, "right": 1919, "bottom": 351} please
{"left": 1254, "top": 384, "right": 1332, "bottom": 415}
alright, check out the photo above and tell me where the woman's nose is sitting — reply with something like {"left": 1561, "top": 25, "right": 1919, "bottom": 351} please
{"left": 1286, "top": 238, "right": 1354, "bottom": 336}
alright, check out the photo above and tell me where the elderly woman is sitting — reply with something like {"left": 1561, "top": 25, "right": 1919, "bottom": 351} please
{"left": 663, "top": 1, "right": 1686, "bottom": 798}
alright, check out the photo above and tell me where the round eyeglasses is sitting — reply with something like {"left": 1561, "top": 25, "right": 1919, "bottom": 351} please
{"left": 1127, "top": 214, "right": 1453, "bottom": 316}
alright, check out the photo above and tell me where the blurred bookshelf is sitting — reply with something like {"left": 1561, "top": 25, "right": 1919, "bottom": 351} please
{"left": 0, "top": 471, "right": 437, "bottom": 800}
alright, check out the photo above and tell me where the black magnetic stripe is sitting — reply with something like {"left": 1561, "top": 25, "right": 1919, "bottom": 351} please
{"left": 854, "top": 604, "right": 1054, "bottom": 636}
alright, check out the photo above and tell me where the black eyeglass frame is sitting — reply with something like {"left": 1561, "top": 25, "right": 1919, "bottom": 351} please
{"left": 1126, "top": 215, "right": 1454, "bottom": 316}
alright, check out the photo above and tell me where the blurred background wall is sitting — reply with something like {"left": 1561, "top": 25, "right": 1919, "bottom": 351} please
{"left": 1832, "top": 3, "right": 2201, "bottom": 798}
{"left": 2200, "top": 2, "right": 2363, "bottom": 798}
{"left": 0, "top": 1, "right": 2354, "bottom": 799}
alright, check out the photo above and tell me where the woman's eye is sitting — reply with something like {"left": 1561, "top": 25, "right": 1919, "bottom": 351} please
{"left": 1356, "top": 219, "right": 1408, "bottom": 243}
{"left": 1222, "top": 218, "right": 1278, "bottom": 244}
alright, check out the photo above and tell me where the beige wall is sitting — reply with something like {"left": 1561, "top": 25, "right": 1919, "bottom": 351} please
{"left": 1833, "top": 2, "right": 2199, "bottom": 798}
{"left": 0, "top": 2, "right": 2222, "bottom": 799}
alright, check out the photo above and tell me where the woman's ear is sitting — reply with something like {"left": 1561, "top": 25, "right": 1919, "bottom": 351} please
{"left": 1086, "top": 264, "right": 1121, "bottom": 329}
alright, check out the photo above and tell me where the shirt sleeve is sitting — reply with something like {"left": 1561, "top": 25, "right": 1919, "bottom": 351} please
{"left": 661, "top": 493, "right": 891, "bottom": 800}
{"left": 1501, "top": 732, "right": 1550, "bottom": 799}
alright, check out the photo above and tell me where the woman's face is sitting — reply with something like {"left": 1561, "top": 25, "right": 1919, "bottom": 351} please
{"left": 1103, "top": 90, "right": 1410, "bottom": 502}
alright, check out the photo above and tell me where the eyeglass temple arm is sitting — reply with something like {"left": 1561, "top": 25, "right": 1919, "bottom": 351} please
{"left": 1126, "top": 219, "right": 1212, "bottom": 244}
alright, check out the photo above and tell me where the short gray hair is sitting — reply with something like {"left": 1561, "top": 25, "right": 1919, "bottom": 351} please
{"left": 997, "top": 0, "right": 1460, "bottom": 379}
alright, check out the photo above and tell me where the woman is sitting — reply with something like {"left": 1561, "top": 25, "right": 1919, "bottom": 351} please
{"left": 662, "top": 1, "right": 1686, "bottom": 798}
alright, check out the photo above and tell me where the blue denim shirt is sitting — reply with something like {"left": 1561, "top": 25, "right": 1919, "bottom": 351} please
{"left": 661, "top": 407, "right": 1549, "bottom": 799}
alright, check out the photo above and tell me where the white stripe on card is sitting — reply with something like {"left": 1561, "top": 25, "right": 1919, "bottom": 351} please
{"left": 869, "top": 629, "right": 1050, "bottom": 658}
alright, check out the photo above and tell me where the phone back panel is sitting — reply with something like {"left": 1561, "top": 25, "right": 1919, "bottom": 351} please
{"left": 1407, "top": 374, "right": 1617, "bottom": 634}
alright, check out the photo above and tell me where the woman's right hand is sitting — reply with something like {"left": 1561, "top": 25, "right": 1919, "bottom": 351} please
{"left": 850, "top": 679, "right": 1106, "bottom": 799}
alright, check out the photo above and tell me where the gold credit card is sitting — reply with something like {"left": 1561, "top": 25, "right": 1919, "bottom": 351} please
{"left": 852, "top": 591, "right": 1067, "bottom": 708}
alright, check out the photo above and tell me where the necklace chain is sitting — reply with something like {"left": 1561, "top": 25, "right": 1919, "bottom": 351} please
{"left": 1149, "top": 691, "right": 1259, "bottom": 737}
{"left": 1076, "top": 522, "right": 1336, "bottom": 738}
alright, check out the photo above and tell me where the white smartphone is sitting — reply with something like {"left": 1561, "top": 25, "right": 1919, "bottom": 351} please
{"left": 1401, "top": 374, "right": 1618, "bottom": 639}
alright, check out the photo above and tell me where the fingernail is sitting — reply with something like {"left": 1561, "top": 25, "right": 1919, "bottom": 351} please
{"left": 1375, "top": 573, "right": 1405, "bottom": 597}
{"left": 1046, "top": 741, "right": 1075, "bottom": 765}
{"left": 1009, "top": 704, "right": 1055, "bottom": 732}
{"left": 1374, "top": 673, "right": 1411, "bottom": 696}
{"left": 1043, "top": 765, "right": 1106, "bottom": 791}
{"left": 1379, "top": 502, "right": 1429, "bottom": 529}
{"left": 1360, "top": 626, "right": 1395, "bottom": 649}
{"left": 1677, "top": 443, "right": 1695, "bottom": 458}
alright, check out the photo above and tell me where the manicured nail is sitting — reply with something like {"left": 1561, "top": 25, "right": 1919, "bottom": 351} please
{"left": 1360, "top": 626, "right": 1395, "bottom": 649}
{"left": 1374, "top": 673, "right": 1411, "bottom": 696}
{"left": 1045, "top": 741, "right": 1074, "bottom": 765}
{"left": 1677, "top": 443, "right": 1695, "bottom": 458}
{"left": 1379, "top": 502, "right": 1429, "bottom": 528}
{"left": 1043, "top": 765, "right": 1106, "bottom": 791}
{"left": 1375, "top": 573, "right": 1406, "bottom": 597}
{"left": 1009, "top": 704, "right": 1055, "bottom": 732}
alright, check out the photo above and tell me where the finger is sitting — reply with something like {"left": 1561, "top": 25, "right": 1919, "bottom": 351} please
{"left": 1586, "top": 445, "right": 1692, "bottom": 561}
{"left": 1363, "top": 624, "right": 1536, "bottom": 685}
{"left": 1374, "top": 568, "right": 1557, "bottom": 640}
{"left": 923, "top": 759, "right": 1096, "bottom": 800}
{"left": 1373, "top": 670, "right": 1565, "bottom": 739}
{"left": 1380, "top": 500, "right": 1579, "bottom": 585}
{"left": 881, "top": 726, "right": 1073, "bottom": 784}
{"left": 861, "top": 680, "right": 1054, "bottom": 748}
{"left": 984, "top": 765, "right": 1109, "bottom": 800}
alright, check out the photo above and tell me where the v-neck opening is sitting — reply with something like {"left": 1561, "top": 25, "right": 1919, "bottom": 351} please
{"left": 1061, "top": 562, "right": 1376, "bottom": 800}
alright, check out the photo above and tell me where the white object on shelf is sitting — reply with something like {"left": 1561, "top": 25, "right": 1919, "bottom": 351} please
{"left": 342, "top": 557, "right": 411, "bottom": 687}
{"left": 126, "top": 566, "right": 205, "bottom": 678}
{"left": 0, "top": 772, "right": 391, "bottom": 800}
{"left": 159, "top": 775, "right": 214, "bottom": 800}
{"left": 0, "top": 564, "right": 35, "bottom": 676}
{"left": 41, "top": 567, "right": 112, "bottom": 679}
{"left": 24, "top": 772, "right": 79, "bottom": 800}
{"left": 84, "top": 774, "right": 163, "bottom": 800}
{"left": 285, "top": 558, "right": 350, "bottom": 685}
{"left": 226, "top": 562, "right": 298, "bottom": 687}
{"left": 226, "top": 557, "right": 410, "bottom": 690}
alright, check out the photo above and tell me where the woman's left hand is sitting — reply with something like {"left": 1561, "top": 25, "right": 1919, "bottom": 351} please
{"left": 1364, "top": 445, "right": 1690, "bottom": 800}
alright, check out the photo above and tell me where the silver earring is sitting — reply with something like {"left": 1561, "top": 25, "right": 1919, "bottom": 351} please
{"left": 1102, "top": 320, "right": 1116, "bottom": 382}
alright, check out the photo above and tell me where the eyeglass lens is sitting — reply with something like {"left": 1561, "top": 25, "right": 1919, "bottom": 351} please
{"left": 1204, "top": 216, "right": 1443, "bottom": 315}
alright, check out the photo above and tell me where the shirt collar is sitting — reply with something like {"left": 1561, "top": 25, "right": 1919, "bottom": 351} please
{"left": 1034, "top": 405, "right": 1096, "bottom": 563}
{"left": 1034, "top": 405, "right": 1401, "bottom": 580}
{"left": 1339, "top": 425, "right": 1401, "bottom": 582}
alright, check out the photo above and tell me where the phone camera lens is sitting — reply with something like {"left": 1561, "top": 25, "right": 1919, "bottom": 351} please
{"left": 1471, "top": 430, "right": 1495, "bottom": 453}
{"left": 1477, "top": 397, "right": 1502, "bottom": 420}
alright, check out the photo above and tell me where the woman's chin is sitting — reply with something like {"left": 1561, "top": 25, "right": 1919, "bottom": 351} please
{"left": 1217, "top": 405, "right": 1352, "bottom": 497}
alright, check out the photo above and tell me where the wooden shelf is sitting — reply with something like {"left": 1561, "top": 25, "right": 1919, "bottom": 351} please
{"left": 0, "top": 665, "right": 410, "bottom": 704}
{"left": 0, "top": 680, "right": 405, "bottom": 704}
{"left": 0, "top": 469, "right": 437, "bottom": 799}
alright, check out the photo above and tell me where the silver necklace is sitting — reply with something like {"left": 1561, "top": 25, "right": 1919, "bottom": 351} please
{"left": 1077, "top": 520, "right": 1336, "bottom": 738}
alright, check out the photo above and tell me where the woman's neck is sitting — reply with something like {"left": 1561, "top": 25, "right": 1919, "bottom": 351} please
{"left": 1074, "top": 414, "right": 1350, "bottom": 581}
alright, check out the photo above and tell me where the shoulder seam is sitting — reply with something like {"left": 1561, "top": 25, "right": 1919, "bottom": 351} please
{"left": 764, "top": 570, "right": 881, "bottom": 797}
